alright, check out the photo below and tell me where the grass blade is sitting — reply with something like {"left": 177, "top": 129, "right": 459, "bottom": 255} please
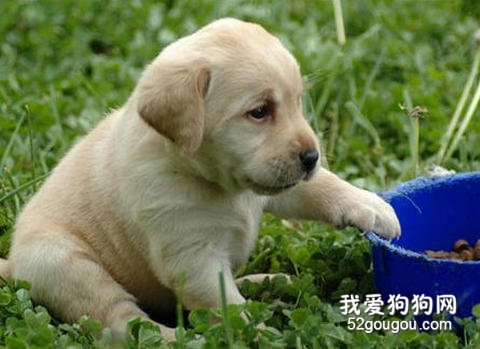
{"left": 25, "top": 105, "right": 37, "bottom": 182}
{"left": 443, "top": 78, "right": 480, "bottom": 163}
{"left": 0, "top": 112, "right": 25, "bottom": 177}
{"left": 437, "top": 47, "right": 480, "bottom": 165}
{"left": 218, "top": 270, "right": 233, "bottom": 347}
{"left": 358, "top": 48, "right": 384, "bottom": 111}
{"left": 3, "top": 168, "right": 24, "bottom": 214}
{"left": 0, "top": 172, "right": 49, "bottom": 205}
{"left": 345, "top": 101, "right": 381, "bottom": 150}
{"left": 331, "top": 0, "right": 346, "bottom": 45}
{"left": 402, "top": 90, "right": 420, "bottom": 178}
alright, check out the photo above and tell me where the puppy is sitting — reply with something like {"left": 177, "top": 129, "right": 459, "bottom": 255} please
{"left": 0, "top": 18, "right": 400, "bottom": 341}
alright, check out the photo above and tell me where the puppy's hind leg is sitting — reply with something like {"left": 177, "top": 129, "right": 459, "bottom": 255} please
{"left": 10, "top": 230, "right": 175, "bottom": 342}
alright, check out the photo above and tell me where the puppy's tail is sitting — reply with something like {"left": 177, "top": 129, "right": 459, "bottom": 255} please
{"left": 0, "top": 258, "right": 11, "bottom": 279}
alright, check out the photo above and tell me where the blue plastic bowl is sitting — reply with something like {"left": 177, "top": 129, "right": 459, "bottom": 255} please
{"left": 367, "top": 172, "right": 480, "bottom": 319}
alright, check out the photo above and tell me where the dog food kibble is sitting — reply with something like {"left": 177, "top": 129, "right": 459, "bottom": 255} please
{"left": 474, "top": 246, "right": 480, "bottom": 260}
{"left": 425, "top": 239, "right": 480, "bottom": 261}
{"left": 454, "top": 239, "right": 469, "bottom": 252}
{"left": 460, "top": 249, "right": 474, "bottom": 261}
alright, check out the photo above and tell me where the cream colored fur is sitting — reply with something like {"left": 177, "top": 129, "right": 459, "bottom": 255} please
{"left": 1, "top": 18, "right": 400, "bottom": 341}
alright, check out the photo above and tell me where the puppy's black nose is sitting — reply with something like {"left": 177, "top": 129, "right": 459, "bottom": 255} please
{"left": 299, "top": 149, "right": 319, "bottom": 173}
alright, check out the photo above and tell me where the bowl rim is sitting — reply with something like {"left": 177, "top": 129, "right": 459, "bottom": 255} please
{"left": 366, "top": 171, "right": 480, "bottom": 265}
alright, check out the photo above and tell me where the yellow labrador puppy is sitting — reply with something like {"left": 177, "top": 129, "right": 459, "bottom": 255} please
{"left": 0, "top": 18, "right": 400, "bottom": 340}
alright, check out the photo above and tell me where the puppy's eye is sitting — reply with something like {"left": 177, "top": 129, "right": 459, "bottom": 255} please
{"left": 248, "top": 105, "right": 269, "bottom": 120}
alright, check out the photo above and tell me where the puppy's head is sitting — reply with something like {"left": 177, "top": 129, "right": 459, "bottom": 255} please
{"left": 135, "top": 18, "right": 319, "bottom": 195}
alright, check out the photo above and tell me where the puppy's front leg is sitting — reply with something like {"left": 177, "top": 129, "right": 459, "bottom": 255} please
{"left": 150, "top": 240, "right": 245, "bottom": 311}
{"left": 265, "top": 168, "right": 400, "bottom": 239}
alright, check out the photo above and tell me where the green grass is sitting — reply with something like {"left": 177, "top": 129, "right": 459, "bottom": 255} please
{"left": 1, "top": 0, "right": 480, "bottom": 347}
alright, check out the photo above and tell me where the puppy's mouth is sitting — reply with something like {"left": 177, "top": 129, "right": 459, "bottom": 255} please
{"left": 246, "top": 178, "right": 299, "bottom": 195}
{"left": 244, "top": 164, "right": 318, "bottom": 195}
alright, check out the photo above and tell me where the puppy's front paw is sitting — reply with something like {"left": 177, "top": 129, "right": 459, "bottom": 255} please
{"left": 341, "top": 190, "right": 401, "bottom": 240}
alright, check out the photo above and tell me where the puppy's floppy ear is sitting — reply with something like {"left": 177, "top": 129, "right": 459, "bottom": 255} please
{"left": 136, "top": 58, "right": 210, "bottom": 154}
